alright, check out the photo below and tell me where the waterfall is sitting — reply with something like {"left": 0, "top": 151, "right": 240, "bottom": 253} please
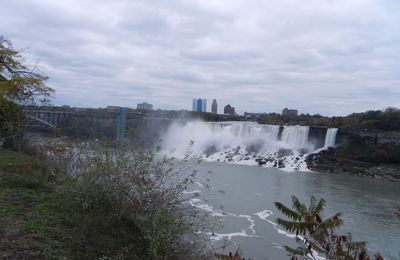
{"left": 280, "top": 125, "right": 310, "bottom": 151}
{"left": 162, "top": 121, "right": 313, "bottom": 156}
{"left": 161, "top": 121, "right": 335, "bottom": 171}
{"left": 324, "top": 128, "right": 338, "bottom": 148}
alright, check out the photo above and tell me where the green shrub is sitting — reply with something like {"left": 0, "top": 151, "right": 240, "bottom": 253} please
{"left": 61, "top": 143, "right": 208, "bottom": 259}
{"left": 0, "top": 149, "right": 55, "bottom": 189}
{"left": 275, "top": 196, "right": 369, "bottom": 260}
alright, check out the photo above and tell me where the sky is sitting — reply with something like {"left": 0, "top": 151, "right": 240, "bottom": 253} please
{"left": 1, "top": 0, "right": 399, "bottom": 116}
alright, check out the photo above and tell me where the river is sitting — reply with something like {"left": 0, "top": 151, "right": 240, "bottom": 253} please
{"left": 161, "top": 120, "right": 400, "bottom": 259}
{"left": 188, "top": 161, "right": 400, "bottom": 260}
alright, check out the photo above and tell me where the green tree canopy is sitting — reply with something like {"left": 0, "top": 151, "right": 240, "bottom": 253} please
{"left": 0, "top": 36, "right": 53, "bottom": 148}
{"left": 0, "top": 36, "right": 53, "bottom": 104}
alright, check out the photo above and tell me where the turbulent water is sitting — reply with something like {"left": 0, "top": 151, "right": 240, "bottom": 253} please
{"left": 324, "top": 128, "right": 339, "bottom": 148}
{"left": 161, "top": 121, "right": 399, "bottom": 259}
{"left": 162, "top": 121, "right": 338, "bottom": 171}
{"left": 187, "top": 162, "right": 400, "bottom": 260}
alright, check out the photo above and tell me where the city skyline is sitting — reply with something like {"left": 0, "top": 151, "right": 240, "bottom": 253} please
{"left": 1, "top": 1, "right": 399, "bottom": 116}
{"left": 211, "top": 99, "right": 218, "bottom": 114}
{"left": 192, "top": 98, "right": 207, "bottom": 112}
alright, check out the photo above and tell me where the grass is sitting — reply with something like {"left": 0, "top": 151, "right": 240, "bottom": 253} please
{"left": 0, "top": 148, "right": 211, "bottom": 259}
{"left": 0, "top": 149, "right": 73, "bottom": 258}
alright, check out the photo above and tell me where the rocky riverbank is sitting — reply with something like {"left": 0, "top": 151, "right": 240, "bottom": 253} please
{"left": 306, "top": 148, "right": 400, "bottom": 181}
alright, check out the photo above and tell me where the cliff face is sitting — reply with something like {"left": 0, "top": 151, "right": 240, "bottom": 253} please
{"left": 306, "top": 148, "right": 400, "bottom": 181}
{"left": 337, "top": 128, "right": 400, "bottom": 146}
{"left": 308, "top": 126, "right": 329, "bottom": 149}
{"left": 307, "top": 128, "right": 400, "bottom": 180}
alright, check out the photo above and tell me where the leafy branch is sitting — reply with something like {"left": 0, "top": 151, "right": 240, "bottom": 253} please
{"left": 275, "top": 196, "right": 369, "bottom": 260}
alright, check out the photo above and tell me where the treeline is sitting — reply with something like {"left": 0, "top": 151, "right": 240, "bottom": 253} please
{"left": 258, "top": 107, "right": 400, "bottom": 130}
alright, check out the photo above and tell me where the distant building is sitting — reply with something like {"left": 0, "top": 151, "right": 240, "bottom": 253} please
{"left": 192, "top": 98, "right": 207, "bottom": 112}
{"left": 211, "top": 99, "right": 218, "bottom": 114}
{"left": 192, "top": 99, "right": 197, "bottom": 111}
{"left": 244, "top": 112, "right": 268, "bottom": 119}
{"left": 282, "top": 108, "right": 298, "bottom": 117}
{"left": 106, "top": 106, "right": 120, "bottom": 111}
{"left": 224, "top": 104, "right": 235, "bottom": 115}
{"left": 137, "top": 102, "right": 153, "bottom": 111}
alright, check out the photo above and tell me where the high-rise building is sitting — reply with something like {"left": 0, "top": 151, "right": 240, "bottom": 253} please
{"left": 137, "top": 102, "right": 153, "bottom": 111}
{"left": 192, "top": 99, "right": 197, "bottom": 111}
{"left": 224, "top": 104, "right": 235, "bottom": 115}
{"left": 211, "top": 99, "right": 217, "bottom": 114}
{"left": 192, "top": 98, "right": 207, "bottom": 112}
{"left": 282, "top": 108, "right": 298, "bottom": 117}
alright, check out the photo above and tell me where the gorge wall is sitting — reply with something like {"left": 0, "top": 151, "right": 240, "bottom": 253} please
{"left": 35, "top": 107, "right": 399, "bottom": 176}
{"left": 307, "top": 127, "right": 400, "bottom": 180}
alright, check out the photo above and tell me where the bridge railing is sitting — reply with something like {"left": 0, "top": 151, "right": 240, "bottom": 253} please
{"left": 23, "top": 110, "right": 73, "bottom": 128}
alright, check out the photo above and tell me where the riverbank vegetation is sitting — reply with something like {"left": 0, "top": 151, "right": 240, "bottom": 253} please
{"left": 0, "top": 36, "right": 53, "bottom": 150}
{"left": 0, "top": 144, "right": 211, "bottom": 259}
{"left": 1, "top": 36, "right": 212, "bottom": 259}
{"left": 258, "top": 107, "right": 400, "bottom": 131}
{"left": 275, "top": 196, "right": 381, "bottom": 260}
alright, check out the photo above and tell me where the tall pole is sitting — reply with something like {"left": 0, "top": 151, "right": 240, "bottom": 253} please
{"left": 116, "top": 107, "right": 126, "bottom": 140}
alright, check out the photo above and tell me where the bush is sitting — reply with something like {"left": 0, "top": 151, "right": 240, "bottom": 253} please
{"left": 0, "top": 149, "right": 55, "bottom": 189}
{"left": 275, "top": 196, "right": 369, "bottom": 260}
{"left": 60, "top": 143, "right": 209, "bottom": 259}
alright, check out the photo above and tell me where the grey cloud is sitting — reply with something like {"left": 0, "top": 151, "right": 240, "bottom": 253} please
{"left": 1, "top": 0, "right": 399, "bottom": 115}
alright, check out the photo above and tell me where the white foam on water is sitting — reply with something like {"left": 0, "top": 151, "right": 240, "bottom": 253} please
{"left": 254, "top": 210, "right": 274, "bottom": 220}
{"left": 182, "top": 189, "right": 201, "bottom": 194}
{"left": 191, "top": 198, "right": 326, "bottom": 259}
{"left": 238, "top": 214, "right": 256, "bottom": 235}
{"left": 162, "top": 121, "right": 336, "bottom": 171}
{"left": 189, "top": 198, "right": 225, "bottom": 217}
{"left": 194, "top": 181, "right": 205, "bottom": 188}
{"left": 272, "top": 242, "right": 283, "bottom": 249}
{"left": 205, "top": 230, "right": 249, "bottom": 241}
{"left": 190, "top": 198, "right": 260, "bottom": 239}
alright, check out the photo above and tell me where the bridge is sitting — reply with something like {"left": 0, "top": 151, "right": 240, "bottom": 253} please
{"left": 24, "top": 109, "right": 73, "bottom": 129}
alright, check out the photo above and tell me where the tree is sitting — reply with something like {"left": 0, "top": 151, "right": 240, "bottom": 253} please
{"left": 0, "top": 36, "right": 53, "bottom": 148}
{"left": 275, "top": 196, "right": 368, "bottom": 260}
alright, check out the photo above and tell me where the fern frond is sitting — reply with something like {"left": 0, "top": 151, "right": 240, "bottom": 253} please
{"left": 323, "top": 212, "right": 343, "bottom": 229}
{"left": 283, "top": 245, "right": 309, "bottom": 256}
{"left": 276, "top": 218, "right": 311, "bottom": 235}
{"left": 309, "top": 196, "right": 316, "bottom": 212}
{"left": 275, "top": 201, "right": 302, "bottom": 221}
{"left": 347, "top": 241, "right": 367, "bottom": 250}
{"left": 314, "top": 198, "right": 326, "bottom": 214}
{"left": 291, "top": 196, "right": 306, "bottom": 215}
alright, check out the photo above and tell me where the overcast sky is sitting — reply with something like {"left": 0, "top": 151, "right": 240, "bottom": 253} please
{"left": 1, "top": 0, "right": 399, "bottom": 115}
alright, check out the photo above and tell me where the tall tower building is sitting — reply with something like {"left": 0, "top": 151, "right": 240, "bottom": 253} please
{"left": 192, "top": 99, "right": 197, "bottom": 111}
{"left": 192, "top": 98, "right": 207, "bottom": 112}
{"left": 202, "top": 99, "right": 207, "bottom": 112}
{"left": 196, "top": 99, "right": 202, "bottom": 112}
{"left": 211, "top": 99, "right": 218, "bottom": 114}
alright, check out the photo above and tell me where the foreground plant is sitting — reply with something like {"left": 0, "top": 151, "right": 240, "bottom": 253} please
{"left": 275, "top": 196, "right": 369, "bottom": 260}
{"left": 60, "top": 142, "right": 209, "bottom": 259}
{"left": 0, "top": 35, "right": 53, "bottom": 149}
